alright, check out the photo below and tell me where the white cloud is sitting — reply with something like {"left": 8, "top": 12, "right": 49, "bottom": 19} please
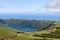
{"left": 36, "top": 8, "right": 60, "bottom": 13}
{"left": 0, "top": 8, "right": 37, "bottom": 13}
{"left": 47, "top": 8, "right": 60, "bottom": 12}
{"left": 44, "top": 0, "right": 60, "bottom": 13}
{"left": 47, "top": 0, "right": 60, "bottom": 8}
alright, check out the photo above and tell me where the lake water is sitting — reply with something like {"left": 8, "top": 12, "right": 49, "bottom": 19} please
{"left": 0, "top": 13, "right": 60, "bottom": 31}
{"left": 3, "top": 25, "right": 39, "bottom": 32}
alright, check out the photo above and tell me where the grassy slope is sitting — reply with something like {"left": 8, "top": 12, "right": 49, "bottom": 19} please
{"left": 0, "top": 27, "right": 29, "bottom": 40}
{"left": 0, "top": 28, "right": 17, "bottom": 40}
{"left": 0, "top": 22, "right": 60, "bottom": 40}
{"left": 30, "top": 22, "right": 60, "bottom": 40}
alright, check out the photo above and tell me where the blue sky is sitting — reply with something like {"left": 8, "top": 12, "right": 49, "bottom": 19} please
{"left": 0, "top": 0, "right": 60, "bottom": 20}
{"left": 0, "top": 0, "right": 60, "bottom": 14}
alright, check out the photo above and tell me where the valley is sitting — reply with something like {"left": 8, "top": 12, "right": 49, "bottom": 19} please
{"left": 0, "top": 19, "right": 60, "bottom": 40}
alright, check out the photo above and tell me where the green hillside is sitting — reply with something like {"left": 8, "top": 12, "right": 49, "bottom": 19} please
{"left": 0, "top": 21, "right": 60, "bottom": 40}
{"left": 0, "top": 27, "right": 30, "bottom": 40}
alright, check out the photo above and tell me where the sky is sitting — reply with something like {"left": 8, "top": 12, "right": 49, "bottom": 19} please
{"left": 0, "top": 0, "right": 60, "bottom": 14}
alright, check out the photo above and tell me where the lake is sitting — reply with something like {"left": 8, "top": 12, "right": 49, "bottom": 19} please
{"left": 0, "top": 13, "right": 60, "bottom": 31}
{"left": 3, "top": 24, "right": 39, "bottom": 32}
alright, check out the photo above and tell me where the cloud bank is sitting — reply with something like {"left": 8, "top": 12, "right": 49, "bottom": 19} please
{"left": 47, "top": 0, "right": 60, "bottom": 9}
{"left": 43, "top": 0, "right": 60, "bottom": 13}
{"left": 0, "top": 0, "right": 60, "bottom": 13}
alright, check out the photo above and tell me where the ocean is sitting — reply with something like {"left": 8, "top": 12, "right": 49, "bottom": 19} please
{"left": 0, "top": 13, "right": 60, "bottom": 31}
{"left": 0, "top": 13, "right": 60, "bottom": 20}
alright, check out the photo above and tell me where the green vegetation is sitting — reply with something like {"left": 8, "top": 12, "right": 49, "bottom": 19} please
{"left": 0, "top": 27, "right": 30, "bottom": 40}
{"left": 0, "top": 19, "right": 56, "bottom": 30}
{"left": 0, "top": 19, "right": 60, "bottom": 40}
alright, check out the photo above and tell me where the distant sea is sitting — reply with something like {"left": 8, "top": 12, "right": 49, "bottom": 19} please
{"left": 0, "top": 13, "right": 60, "bottom": 21}
{"left": 0, "top": 13, "right": 60, "bottom": 31}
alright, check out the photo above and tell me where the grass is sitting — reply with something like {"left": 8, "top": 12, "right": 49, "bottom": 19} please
{"left": 0, "top": 27, "right": 16, "bottom": 39}
{"left": 0, "top": 27, "right": 30, "bottom": 40}
{"left": 0, "top": 22, "right": 60, "bottom": 40}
